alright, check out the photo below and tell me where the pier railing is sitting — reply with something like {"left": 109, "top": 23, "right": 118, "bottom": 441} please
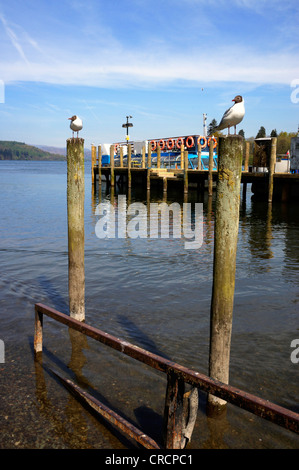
{"left": 34, "top": 302, "right": 299, "bottom": 449}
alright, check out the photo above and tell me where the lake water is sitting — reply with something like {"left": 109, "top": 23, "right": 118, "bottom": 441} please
{"left": 0, "top": 160, "right": 298, "bottom": 449}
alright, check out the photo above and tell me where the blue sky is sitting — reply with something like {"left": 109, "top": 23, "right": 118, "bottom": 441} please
{"left": 0, "top": 0, "right": 299, "bottom": 148}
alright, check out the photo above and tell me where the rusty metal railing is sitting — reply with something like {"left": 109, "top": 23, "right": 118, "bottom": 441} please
{"left": 34, "top": 302, "right": 299, "bottom": 449}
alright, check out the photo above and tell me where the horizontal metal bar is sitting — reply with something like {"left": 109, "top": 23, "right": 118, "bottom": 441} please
{"left": 35, "top": 303, "right": 299, "bottom": 434}
{"left": 49, "top": 368, "right": 161, "bottom": 449}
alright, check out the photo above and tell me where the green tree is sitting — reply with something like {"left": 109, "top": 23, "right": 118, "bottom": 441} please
{"left": 238, "top": 129, "right": 245, "bottom": 138}
{"left": 256, "top": 126, "right": 266, "bottom": 138}
{"left": 270, "top": 129, "right": 278, "bottom": 137}
{"left": 208, "top": 119, "right": 218, "bottom": 135}
{"left": 276, "top": 131, "right": 296, "bottom": 155}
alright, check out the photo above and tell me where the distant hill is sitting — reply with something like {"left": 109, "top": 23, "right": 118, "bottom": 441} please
{"left": 36, "top": 145, "right": 92, "bottom": 160}
{"left": 0, "top": 141, "right": 65, "bottom": 161}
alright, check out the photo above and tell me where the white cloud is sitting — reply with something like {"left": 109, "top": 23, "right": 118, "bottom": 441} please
{"left": 0, "top": 3, "right": 298, "bottom": 89}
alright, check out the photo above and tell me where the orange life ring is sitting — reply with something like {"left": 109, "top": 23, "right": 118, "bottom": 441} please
{"left": 158, "top": 139, "right": 165, "bottom": 150}
{"left": 176, "top": 137, "right": 184, "bottom": 149}
{"left": 150, "top": 140, "right": 157, "bottom": 151}
{"left": 167, "top": 139, "right": 175, "bottom": 150}
{"left": 197, "top": 136, "right": 207, "bottom": 148}
{"left": 208, "top": 137, "right": 217, "bottom": 149}
{"left": 186, "top": 136, "right": 194, "bottom": 148}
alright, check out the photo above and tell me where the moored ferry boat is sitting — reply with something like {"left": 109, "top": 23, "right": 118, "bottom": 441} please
{"left": 101, "top": 134, "right": 218, "bottom": 170}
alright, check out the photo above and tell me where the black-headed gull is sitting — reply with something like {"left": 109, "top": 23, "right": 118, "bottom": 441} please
{"left": 217, "top": 95, "right": 245, "bottom": 135}
{"left": 68, "top": 115, "right": 83, "bottom": 137}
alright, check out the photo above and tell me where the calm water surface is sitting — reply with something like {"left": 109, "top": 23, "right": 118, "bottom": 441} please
{"left": 0, "top": 160, "right": 298, "bottom": 449}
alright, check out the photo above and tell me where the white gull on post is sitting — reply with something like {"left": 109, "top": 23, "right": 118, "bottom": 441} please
{"left": 217, "top": 96, "right": 245, "bottom": 135}
{"left": 68, "top": 115, "right": 83, "bottom": 138}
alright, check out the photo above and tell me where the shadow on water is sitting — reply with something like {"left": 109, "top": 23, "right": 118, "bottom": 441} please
{"left": 117, "top": 314, "right": 172, "bottom": 360}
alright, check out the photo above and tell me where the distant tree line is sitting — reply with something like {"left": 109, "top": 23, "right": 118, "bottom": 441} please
{"left": 0, "top": 141, "right": 65, "bottom": 161}
{"left": 207, "top": 120, "right": 296, "bottom": 156}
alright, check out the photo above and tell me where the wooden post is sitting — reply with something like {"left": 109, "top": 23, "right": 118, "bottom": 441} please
{"left": 110, "top": 145, "right": 115, "bottom": 187}
{"left": 197, "top": 144, "right": 202, "bottom": 170}
{"left": 34, "top": 307, "right": 43, "bottom": 355}
{"left": 268, "top": 137, "right": 277, "bottom": 204}
{"left": 244, "top": 141, "right": 250, "bottom": 172}
{"left": 98, "top": 145, "right": 102, "bottom": 186}
{"left": 120, "top": 146, "right": 123, "bottom": 167}
{"left": 67, "top": 138, "right": 85, "bottom": 322}
{"left": 184, "top": 150, "right": 188, "bottom": 194}
{"left": 91, "top": 145, "right": 96, "bottom": 185}
{"left": 147, "top": 143, "right": 151, "bottom": 191}
{"left": 163, "top": 372, "right": 185, "bottom": 449}
{"left": 128, "top": 144, "right": 131, "bottom": 189}
{"left": 142, "top": 146, "right": 146, "bottom": 168}
{"left": 208, "top": 140, "right": 214, "bottom": 196}
{"left": 157, "top": 145, "right": 161, "bottom": 169}
{"left": 180, "top": 144, "right": 184, "bottom": 169}
{"left": 208, "top": 135, "right": 243, "bottom": 413}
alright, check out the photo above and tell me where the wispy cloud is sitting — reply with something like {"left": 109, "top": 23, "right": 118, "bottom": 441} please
{"left": 0, "top": 13, "right": 30, "bottom": 64}
{"left": 0, "top": 1, "right": 298, "bottom": 89}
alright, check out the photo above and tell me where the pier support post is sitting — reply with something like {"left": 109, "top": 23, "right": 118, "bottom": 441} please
{"left": 142, "top": 146, "right": 146, "bottom": 169}
{"left": 180, "top": 144, "right": 184, "bottom": 170}
{"left": 208, "top": 135, "right": 243, "bottom": 414}
{"left": 268, "top": 137, "right": 277, "bottom": 204}
{"left": 67, "top": 138, "right": 85, "bottom": 322}
{"left": 127, "top": 144, "right": 132, "bottom": 189}
{"left": 208, "top": 141, "right": 214, "bottom": 196}
{"left": 197, "top": 144, "right": 202, "bottom": 170}
{"left": 184, "top": 150, "right": 188, "bottom": 194}
{"left": 110, "top": 145, "right": 115, "bottom": 187}
{"left": 91, "top": 144, "right": 96, "bottom": 186}
{"left": 98, "top": 145, "right": 102, "bottom": 186}
{"left": 244, "top": 141, "right": 250, "bottom": 172}
{"left": 147, "top": 144, "right": 151, "bottom": 191}
{"left": 120, "top": 146, "right": 123, "bottom": 167}
{"left": 157, "top": 145, "right": 161, "bottom": 169}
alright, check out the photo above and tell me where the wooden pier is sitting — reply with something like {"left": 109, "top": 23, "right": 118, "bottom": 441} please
{"left": 92, "top": 159, "right": 299, "bottom": 202}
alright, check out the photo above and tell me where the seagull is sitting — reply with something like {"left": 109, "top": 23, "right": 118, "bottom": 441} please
{"left": 217, "top": 95, "right": 245, "bottom": 135}
{"left": 68, "top": 115, "right": 83, "bottom": 137}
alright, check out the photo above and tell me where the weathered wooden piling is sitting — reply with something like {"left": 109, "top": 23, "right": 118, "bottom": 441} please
{"left": 142, "top": 146, "right": 146, "bottom": 168}
{"left": 110, "top": 145, "right": 115, "bottom": 187}
{"left": 98, "top": 145, "right": 102, "bottom": 184}
{"left": 120, "top": 146, "right": 124, "bottom": 167}
{"left": 244, "top": 141, "right": 250, "bottom": 172}
{"left": 157, "top": 145, "right": 161, "bottom": 169}
{"left": 147, "top": 144, "right": 151, "bottom": 191}
{"left": 197, "top": 144, "right": 202, "bottom": 170}
{"left": 208, "top": 135, "right": 243, "bottom": 413}
{"left": 184, "top": 150, "right": 188, "bottom": 194}
{"left": 180, "top": 144, "right": 184, "bottom": 170}
{"left": 91, "top": 145, "right": 96, "bottom": 185}
{"left": 208, "top": 141, "right": 214, "bottom": 196}
{"left": 67, "top": 138, "right": 85, "bottom": 322}
{"left": 128, "top": 144, "right": 132, "bottom": 189}
{"left": 268, "top": 137, "right": 277, "bottom": 203}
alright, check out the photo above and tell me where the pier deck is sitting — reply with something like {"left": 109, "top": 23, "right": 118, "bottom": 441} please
{"left": 93, "top": 166, "right": 299, "bottom": 201}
